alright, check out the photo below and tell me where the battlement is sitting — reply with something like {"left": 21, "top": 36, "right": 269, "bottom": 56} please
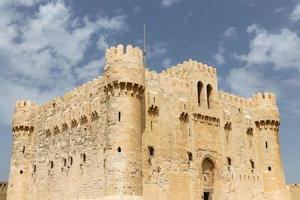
{"left": 105, "top": 44, "right": 143, "bottom": 65}
{"left": 15, "top": 100, "right": 38, "bottom": 109}
{"left": 251, "top": 92, "right": 277, "bottom": 106}
{"left": 218, "top": 91, "right": 252, "bottom": 107}
{"left": 161, "top": 59, "right": 216, "bottom": 78}
{"left": 218, "top": 91, "right": 278, "bottom": 108}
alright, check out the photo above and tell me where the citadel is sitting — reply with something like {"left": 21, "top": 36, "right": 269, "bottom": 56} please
{"left": 5, "top": 44, "right": 296, "bottom": 200}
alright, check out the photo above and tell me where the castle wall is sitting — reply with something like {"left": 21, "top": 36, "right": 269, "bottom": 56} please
{"left": 288, "top": 184, "right": 300, "bottom": 200}
{"left": 7, "top": 45, "right": 290, "bottom": 200}
{"left": 0, "top": 182, "right": 7, "bottom": 200}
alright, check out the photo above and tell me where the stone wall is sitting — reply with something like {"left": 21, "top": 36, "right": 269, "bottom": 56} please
{"left": 288, "top": 184, "right": 300, "bottom": 200}
{"left": 0, "top": 182, "right": 7, "bottom": 200}
{"left": 7, "top": 45, "right": 290, "bottom": 200}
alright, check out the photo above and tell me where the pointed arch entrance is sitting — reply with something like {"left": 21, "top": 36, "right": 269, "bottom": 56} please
{"left": 201, "top": 156, "right": 215, "bottom": 200}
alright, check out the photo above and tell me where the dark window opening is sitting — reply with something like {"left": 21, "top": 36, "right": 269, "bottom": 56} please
{"left": 150, "top": 121, "right": 153, "bottom": 130}
{"left": 148, "top": 146, "right": 154, "bottom": 156}
{"left": 70, "top": 157, "right": 73, "bottom": 165}
{"left": 53, "top": 103, "right": 56, "bottom": 108}
{"left": 64, "top": 158, "right": 67, "bottom": 166}
{"left": 207, "top": 84, "right": 213, "bottom": 109}
{"left": 19, "top": 170, "right": 23, "bottom": 174}
{"left": 227, "top": 157, "right": 232, "bottom": 166}
{"left": 197, "top": 81, "right": 203, "bottom": 106}
{"left": 187, "top": 152, "right": 193, "bottom": 161}
{"left": 250, "top": 160, "right": 255, "bottom": 169}
{"left": 265, "top": 141, "right": 268, "bottom": 149}
{"left": 268, "top": 166, "right": 272, "bottom": 171}
{"left": 117, "top": 147, "right": 121, "bottom": 153}
{"left": 153, "top": 97, "right": 156, "bottom": 103}
{"left": 118, "top": 112, "right": 121, "bottom": 121}
{"left": 203, "top": 192, "right": 210, "bottom": 200}
{"left": 22, "top": 146, "right": 25, "bottom": 154}
{"left": 83, "top": 154, "right": 86, "bottom": 162}
{"left": 33, "top": 165, "right": 36, "bottom": 173}
{"left": 50, "top": 161, "right": 54, "bottom": 169}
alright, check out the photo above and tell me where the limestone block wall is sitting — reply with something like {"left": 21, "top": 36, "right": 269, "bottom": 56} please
{"left": 7, "top": 45, "right": 290, "bottom": 200}
{"left": 0, "top": 182, "right": 7, "bottom": 200}
{"left": 288, "top": 184, "right": 300, "bottom": 200}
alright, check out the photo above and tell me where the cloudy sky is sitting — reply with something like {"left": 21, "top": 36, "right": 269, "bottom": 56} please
{"left": 0, "top": 0, "right": 300, "bottom": 183}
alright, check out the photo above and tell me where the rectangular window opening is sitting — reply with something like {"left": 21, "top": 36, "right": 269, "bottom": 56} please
{"left": 118, "top": 112, "right": 121, "bottom": 121}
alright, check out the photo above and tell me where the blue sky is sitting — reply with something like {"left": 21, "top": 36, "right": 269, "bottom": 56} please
{"left": 0, "top": 0, "right": 300, "bottom": 183}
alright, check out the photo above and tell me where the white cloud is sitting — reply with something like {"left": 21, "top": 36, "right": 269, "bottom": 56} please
{"left": 290, "top": 3, "right": 300, "bottom": 23}
{"left": 0, "top": 0, "right": 127, "bottom": 125}
{"left": 213, "top": 44, "right": 225, "bottom": 65}
{"left": 224, "top": 27, "right": 238, "bottom": 39}
{"left": 274, "top": 7, "right": 286, "bottom": 14}
{"left": 147, "top": 42, "right": 167, "bottom": 58}
{"left": 182, "top": 11, "right": 194, "bottom": 23}
{"left": 75, "top": 59, "right": 104, "bottom": 81}
{"left": 162, "top": 58, "right": 171, "bottom": 69}
{"left": 227, "top": 24, "right": 300, "bottom": 101}
{"left": 161, "top": 0, "right": 181, "bottom": 7}
{"left": 226, "top": 67, "right": 278, "bottom": 97}
{"left": 239, "top": 25, "right": 300, "bottom": 71}
{"left": 213, "top": 53, "right": 225, "bottom": 65}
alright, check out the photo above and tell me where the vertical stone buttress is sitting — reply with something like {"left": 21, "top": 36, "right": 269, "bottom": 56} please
{"left": 103, "top": 45, "right": 145, "bottom": 200}
{"left": 7, "top": 100, "right": 38, "bottom": 200}
{"left": 253, "top": 93, "right": 290, "bottom": 200}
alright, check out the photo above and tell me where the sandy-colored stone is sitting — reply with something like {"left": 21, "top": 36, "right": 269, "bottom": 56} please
{"left": 7, "top": 44, "right": 290, "bottom": 200}
{"left": 0, "top": 182, "right": 7, "bottom": 200}
{"left": 288, "top": 184, "right": 300, "bottom": 200}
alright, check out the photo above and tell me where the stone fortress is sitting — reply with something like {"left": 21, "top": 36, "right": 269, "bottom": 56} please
{"left": 6, "top": 44, "right": 293, "bottom": 200}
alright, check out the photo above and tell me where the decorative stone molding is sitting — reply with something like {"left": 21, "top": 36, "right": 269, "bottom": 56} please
{"left": 193, "top": 113, "right": 220, "bottom": 126}
{"left": 255, "top": 120, "right": 280, "bottom": 131}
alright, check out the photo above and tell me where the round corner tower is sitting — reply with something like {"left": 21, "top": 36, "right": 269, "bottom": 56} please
{"left": 8, "top": 100, "right": 38, "bottom": 200}
{"left": 253, "top": 92, "right": 290, "bottom": 200}
{"left": 103, "top": 44, "right": 145, "bottom": 200}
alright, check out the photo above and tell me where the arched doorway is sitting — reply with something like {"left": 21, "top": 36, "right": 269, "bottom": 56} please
{"left": 202, "top": 156, "right": 215, "bottom": 200}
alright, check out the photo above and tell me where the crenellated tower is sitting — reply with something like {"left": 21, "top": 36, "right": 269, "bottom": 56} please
{"left": 103, "top": 44, "right": 145, "bottom": 200}
{"left": 253, "top": 93, "right": 290, "bottom": 200}
{"left": 7, "top": 100, "right": 38, "bottom": 200}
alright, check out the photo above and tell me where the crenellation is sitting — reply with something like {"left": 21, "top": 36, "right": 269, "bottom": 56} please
{"left": 7, "top": 44, "right": 290, "bottom": 200}
{"left": 105, "top": 44, "right": 143, "bottom": 65}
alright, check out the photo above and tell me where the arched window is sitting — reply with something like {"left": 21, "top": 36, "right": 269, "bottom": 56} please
{"left": 197, "top": 81, "right": 203, "bottom": 106}
{"left": 207, "top": 84, "right": 213, "bottom": 109}
{"left": 117, "top": 147, "right": 122, "bottom": 153}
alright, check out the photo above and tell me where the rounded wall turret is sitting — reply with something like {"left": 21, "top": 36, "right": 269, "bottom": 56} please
{"left": 104, "top": 44, "right": 145, "bottom": 87}
{"left": 8, "top": 100, "right": 38, "bottom": 200}
{"left": 103, "top": 44, "right": 145, "bottom": 200}
{"left": 252, "top": 92, "right": 279, "bottom": 120}
{"left": 253, "top": 92, "right": 290, "bottom": 200}
{"left": 12, "top": 100, "right": 38, "bottom": 135}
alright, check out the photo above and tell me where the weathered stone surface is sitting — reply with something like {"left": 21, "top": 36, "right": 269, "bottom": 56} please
{"left": 0, "top": 182, "right": 7, "bottom": 200}
{"left": 288, "top": 184, "right": 300, "bottom": 200}
{"left": 7, "top": 44, "right": 290, "bottom": 200}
